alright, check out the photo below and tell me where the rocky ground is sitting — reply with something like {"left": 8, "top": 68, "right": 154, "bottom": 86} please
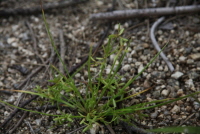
{"left": 0, "top": 0, "right": 200, "bottom": 134}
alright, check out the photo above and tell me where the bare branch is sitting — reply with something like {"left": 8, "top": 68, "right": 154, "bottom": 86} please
{"left": 150, "top": 17, "right": 175, "bottom": 72}
{"left": 90, "top": 5, "right": 200, "bottom": 20}
{"left": 59, "top": 29, "right": 66, "bottom": 74}
{"left": 0, "top": 0, "right": 88, "bottom": 17}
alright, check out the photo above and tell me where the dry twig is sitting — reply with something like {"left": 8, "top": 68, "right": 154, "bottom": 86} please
{"left": 8, "top": 111, "right": 29, "bottom": 134}
{"left": 59, "top": 29, "right": 66, "bottom": 74}
{"left": 90, "top": 5, "right": 200, "bottom": 20}
{"left": 120, "top": 121, "right": 154, "bottom": 134}
{"left": 150, "top": 17, "right": 175, "bottom": 72}
{"left": 0, "top": 0, "right": 88, "bottom": 17}
{"left": 25, "top": 21, "right": 45, "bottom": 64}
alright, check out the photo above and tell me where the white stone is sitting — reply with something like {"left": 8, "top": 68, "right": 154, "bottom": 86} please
{"left": 4, "top": 111, "right": 9, "bottom": 116}
{"left": 135, "top": 62, "right": 142, "bottom": 67}
{"left": 11, "top": 42, "right": 19, "bottom": 47}
{"left": 109, "top": 54, "right": 116, "bottom": 62}
{"left": 128, "top": 58, "right": 132, "bottom": 63}
{"left": 75, "top": 73, "right": 81, "bottom": 78}
{"left": 177, "top": 89, "right": 184, "bottom": 96}
{"left": 7, "top": 96, "right": 15, "bottom": 103}
{"left": 7, "top": 37, "right": 16, "bottom": 44}
{"left": 76, "top": 58, "right": 81, "bottom": 63}
{"left": 186, "top": 59, "right": 194, "bottom": 64}
{"left": 90, "top": 68, "right": 97, "bottom": 72}
{"left": 189, "top": 53, "right": 200, "bottom": 60}
{"left": 131, "top": 50, "right": 137, "bottom": 57}
{"left": 90, "top": 123, "right": 101, "bottom": 134}
{"left": 105, "top": 68, "right": 111, "bottom": 74}
{"left": 96, "top": 1, "right": 103, "bottom": 6}
{"left": 35, "top": 119, "right": 42, "bottom": 126}
{"left": 171, "top": 71, "right": 184, "bottom": 79}
{"left": 185, "top": 79, "right": 194, "bottom": 88}
{"left": 171, "top": 105, "right": 180, "bottom": 113}
{"left": 179, "top": 56, "right": 187, "bottom": 62}
{"left": 122, "top": 64, "right": 131, "bottom": 71}
{"left": 161, "top": 89, "right": 169, "bottom": 96}
{"left": 138, "top": 64, "right": 144, "bottom": 73}
{"left": 158, "top": 66, "right": 163, "bottom": 71}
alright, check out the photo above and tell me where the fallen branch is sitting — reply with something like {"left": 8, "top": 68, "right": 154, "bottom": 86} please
{"left": 8, "top": 111, "right": 29, "bottom": 134}
{"left": 150, "top": 17, "right": 175, "bottom": 72}
{"left": 90, "top": 5, "right": 200, "bottom": 20}
{"left": 59, "top": 29, "right": 66, "bottom": 74}
{"left": 120, "top": 121, "right": 154, "bottom": 134}
{"left": 25, "top": 21, "right": 45, "bottom": 64}
{"left": 0, "top": 0, "right": 88, "bottom": 17}
{"left": 0, "top": 95, "right": 38, "bottom": 129}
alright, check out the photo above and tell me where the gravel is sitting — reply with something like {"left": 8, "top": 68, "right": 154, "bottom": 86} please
{"left": 0, "top": 0, "right": 200, "bottom": 134}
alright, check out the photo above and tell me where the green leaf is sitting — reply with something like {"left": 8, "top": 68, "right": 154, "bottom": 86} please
{"left": 119, "top": 28, "right": 124, "bottom": 35}
{"left": 112, "top": 99, "right": 116, "bottom": 108}
{"left": 120, "top": 37, "right": 128, "bottom": 42}
{"left": 108, "top": 34, "right": 118, "bottom": 38}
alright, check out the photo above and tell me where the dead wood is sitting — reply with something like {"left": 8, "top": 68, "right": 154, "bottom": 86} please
{"left": 59, "top": 29, "right": 66, "bottom": 74}
{"left": 25, "top": 21, "right": 45, "bottom": 64}
{"left": 150, "top": 16, "right": 175, "bottom": 72}
{"left": 0, "top": 0, "right": 88, "bottom": 17}
{"left": 8, "top": 111, "right": 29, "bottom": 134}
{"left": 120, "top": 121, "right": 154, "bottom": 134}
{"left": 90, "top": 5, "right": 200, "bottom": 20}
{"left": 0, "top": 95, "right": 39, "bottom": 129}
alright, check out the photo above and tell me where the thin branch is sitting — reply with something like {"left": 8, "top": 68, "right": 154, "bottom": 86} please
{"left": 150, "top": 17, "right": 175, "bottom": 72}
{"left": 59, "top": 29, "right": 66, "bottom": 74}
{"left": 25, "top": 21, "right": 44, "bottom": 64}
{"left": 0, "top": 56, "right": 53, "bottom": 128}
{"left": 9, "top": 111, "right": 29, "bottom": 134}
{"left": 0, "top": 95, "right": 38, "bottom": 128}
{"left": 13, "top": 57, "right": 51, "bottom": 89}
{"left": 0, "top": 0, "right": 88, "bottom": 17}
{"left": 120, "top": 121, "right": 154, "bottom": 134}
{"left": 105, "top": 124, "right": 116, "bottom": 134}
{"left": 68, "top": 125, "right": 86, "bottom": 134}
{"left": 90, "top": 5, "right": 200, "bottom": 20}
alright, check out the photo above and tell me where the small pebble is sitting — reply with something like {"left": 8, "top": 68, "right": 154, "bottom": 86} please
{"left": 188, "top": 71, "right": 199, "bottom": 79}
{"left": 122, "top": 64, "right": 131, "bottom": 71}
{"left": 161, "top": 89, "right": 169, "bottom": 96}
{"left": 150, "top": 111, "right": 158, "bottom": 119}
{"left": 189, "top": 53, "right": 200, "bottom": 60}
{"left": 109, "top": 54, "right": 116, "bottom": 62}
{"left": 35, "top": 119, "right": 42, "bottom": 126}
{"left": 171, "top": 105, "right": 180, "bottom": 113}
{"left": 171, "top": 71, "right": 183, "bottom": 79}
{"left": 105, "top": 68, "right": 111, "bottom": 74}
{"left": 138, "top": 64, "right": 144, "bottom": 73}
{"left": 75, "top": 73, "right": 81, "bottom": 78}
{"left": 185, "top": 79, "right": 194, "bottom": 88}
{"left": 177, "top": 89, "right": 184, "bottom": 96}
{"left": 186, "top": 59, "right": 194, "bottom": 64}
{"left": 179, "top": 56, "right": 187, "bottom": 62}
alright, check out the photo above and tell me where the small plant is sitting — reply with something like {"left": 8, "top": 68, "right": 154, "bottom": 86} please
{"left": 1, "top": 9, "right": 200, "bottom": 134}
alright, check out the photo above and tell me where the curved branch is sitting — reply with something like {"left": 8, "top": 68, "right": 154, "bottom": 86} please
{"left": 150, "top": 17, "right": 174, "bottom": 72}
